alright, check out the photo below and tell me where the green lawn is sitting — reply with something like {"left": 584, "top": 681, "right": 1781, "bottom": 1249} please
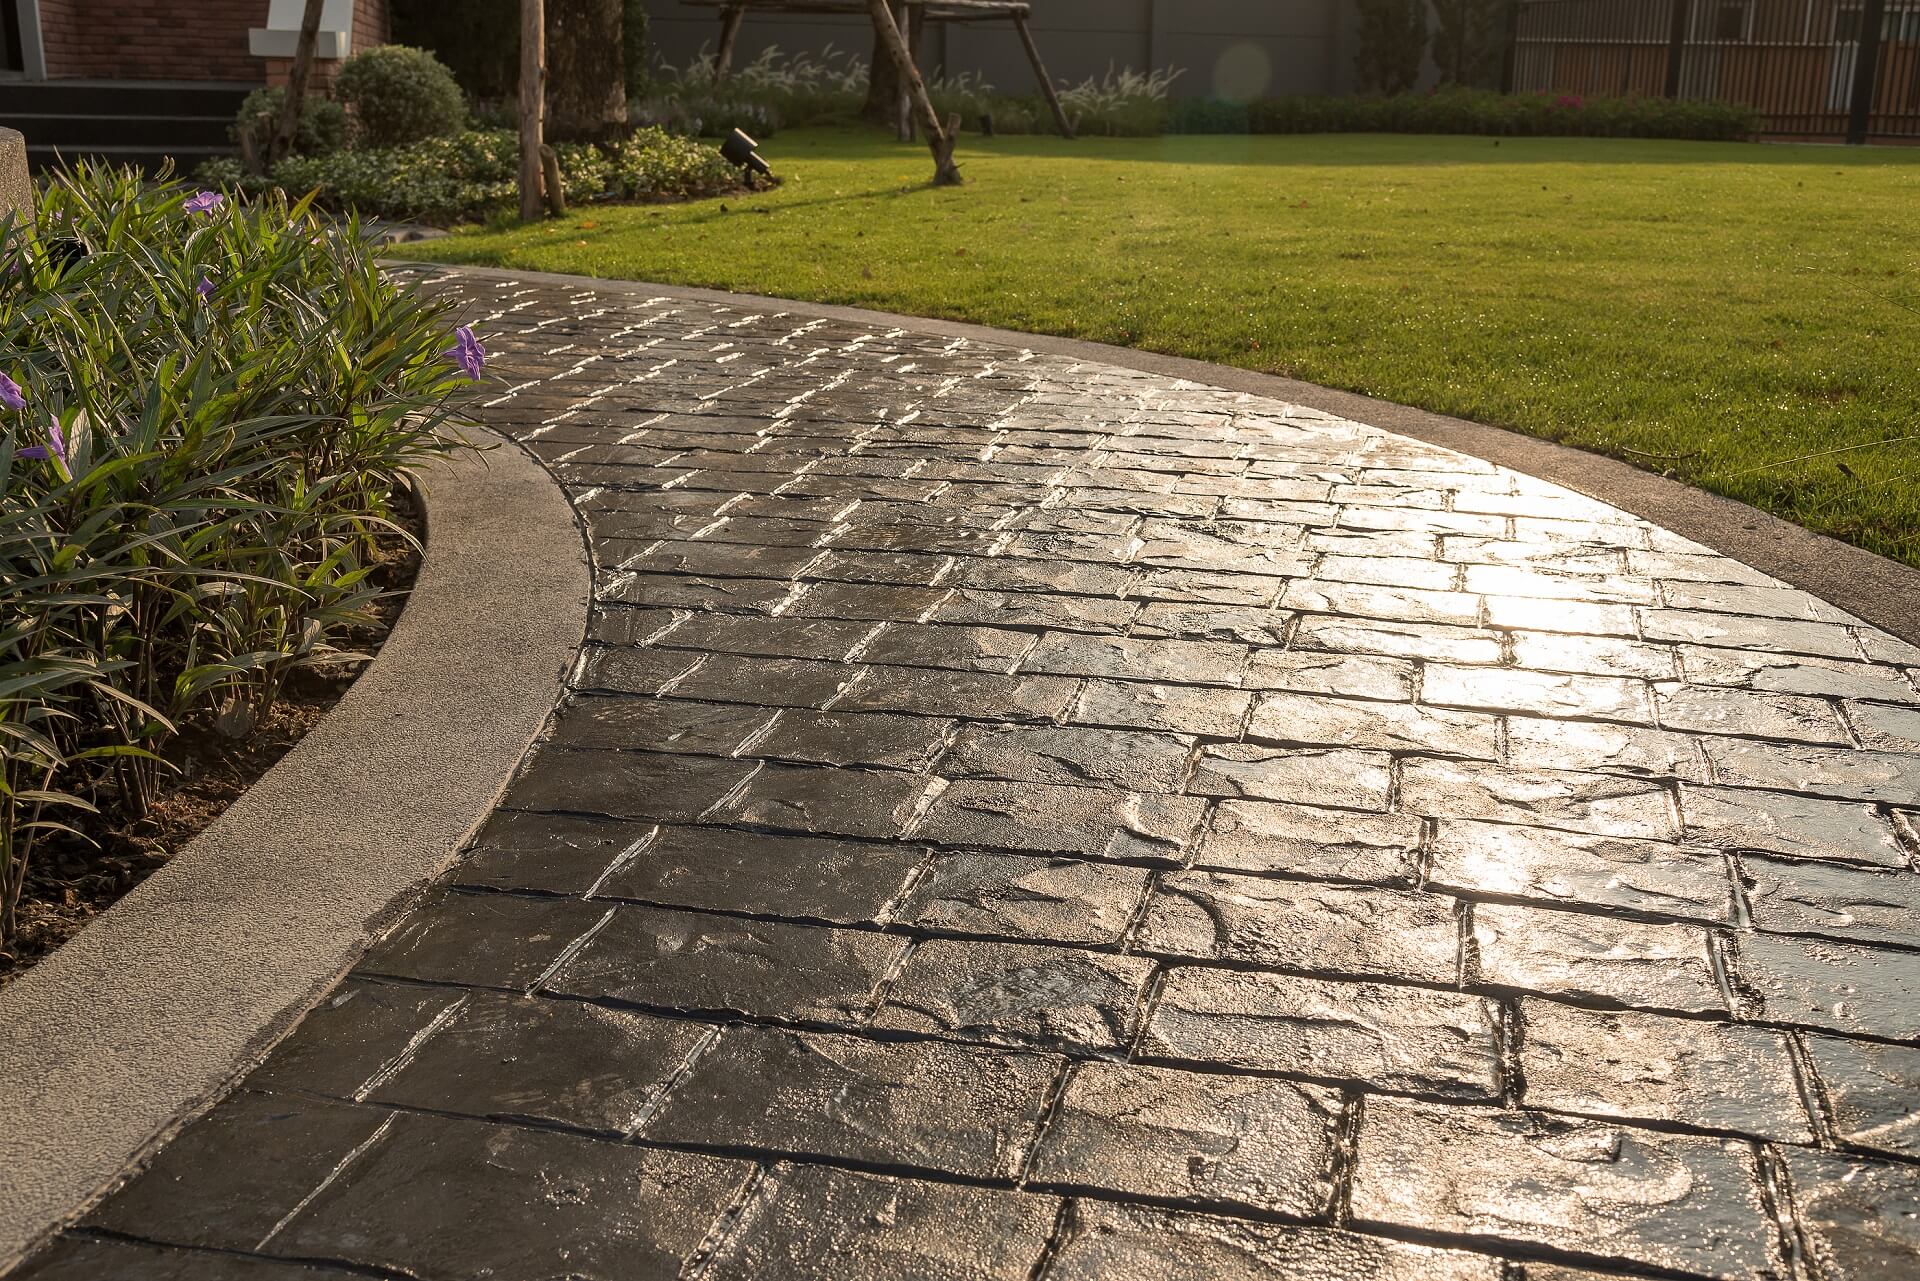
{"left": 398, "top": 130, "right": 1920, "bottom": 565}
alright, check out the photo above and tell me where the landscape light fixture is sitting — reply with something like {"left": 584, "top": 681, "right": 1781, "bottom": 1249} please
{"left": 720, "top": 128, "right": 773, "bottom": 187}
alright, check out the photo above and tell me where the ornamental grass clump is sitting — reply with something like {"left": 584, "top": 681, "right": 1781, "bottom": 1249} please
{"left": 0, "top": 164, "right": 479, "bottom": 947}
{"left": 642, "top": 44, "right": 870, "bottom": 137}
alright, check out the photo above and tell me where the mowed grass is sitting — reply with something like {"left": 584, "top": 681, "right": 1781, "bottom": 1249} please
{"left": 398, "top": 130, "right": 1920, "bottom": 564}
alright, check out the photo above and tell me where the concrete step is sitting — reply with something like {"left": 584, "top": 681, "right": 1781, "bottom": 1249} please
{"left": 0, "top": 80, "right": 254, "bottom": 172}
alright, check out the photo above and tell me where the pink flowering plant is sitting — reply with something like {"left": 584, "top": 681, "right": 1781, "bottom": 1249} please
{"left": 0, "top": 163, "right": 483, "bottom": 946}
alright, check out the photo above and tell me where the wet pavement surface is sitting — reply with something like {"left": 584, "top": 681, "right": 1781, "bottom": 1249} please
{"left": 20, "top": 269, "right": 1920, "bottom": 1279}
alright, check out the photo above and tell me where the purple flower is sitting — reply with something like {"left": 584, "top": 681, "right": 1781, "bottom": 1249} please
{"left": 184, "top": 190, "right": 225, "bottom": 216}
{"left": 445, "top": 325, "right": 486, "bottom": 380}
{"left": 0, "top": 373, "right": 23, "bottom": 410}
{"left": 196, "top": 274, "right": 214, "bottom": 300}
{"left": 17, "top": 419, "right": 66, "bottom": 469}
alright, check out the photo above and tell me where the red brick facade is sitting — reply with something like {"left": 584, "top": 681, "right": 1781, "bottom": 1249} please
{"left": 352, "top": 0, "right": 389, "bottom": 51}
{"left": 36, "top": 0, "right": 391, "bottom": 84}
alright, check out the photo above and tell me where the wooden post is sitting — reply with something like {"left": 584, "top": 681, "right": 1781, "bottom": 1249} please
{"left": 1846, "top": 0, "right": 1888, "bottom": 145}
{"left": 714, "top": 4, "right": 746, "bottom": 80}
{"left": 540, "top": 144, "right": 568, "bottom": 216}
{"left": 267, "top": 0, "right": 326, "bottom": 168}
{"left": 866, "top": 0, "right": 959, "bottom": 184}
{"left": 520, "top": 0, "right": 546, "bottom": 222}
{"left": 896, "top": 2, "right": 918, "bottom": 143}
{"left": 1012, "top": 14, "right": 1073, "bottom": 139}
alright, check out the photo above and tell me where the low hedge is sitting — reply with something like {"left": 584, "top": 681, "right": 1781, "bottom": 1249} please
{"left": 959, "top": 85, "right": 1753, "bottom": 141}
{"left": 1246, "top": 88, "right": 1760, "bottom": 141}
{"left": 199, "top": 126, "right": 743, "bottom": 225}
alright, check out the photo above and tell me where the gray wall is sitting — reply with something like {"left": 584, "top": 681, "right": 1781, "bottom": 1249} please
{"left": 639, "top": 0, "right": 1369, "bottom": 98}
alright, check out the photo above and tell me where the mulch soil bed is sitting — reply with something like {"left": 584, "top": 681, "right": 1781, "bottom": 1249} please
{"left": 0, "top": 490, "right": 424, "bottom": 987}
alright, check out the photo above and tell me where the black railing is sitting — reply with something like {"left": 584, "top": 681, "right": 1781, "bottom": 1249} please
{"left": 1507, "top": 0, "right": 1920, "bottom": 141}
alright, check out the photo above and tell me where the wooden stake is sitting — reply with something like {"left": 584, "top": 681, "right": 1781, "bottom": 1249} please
{"left": 865, "top": 0, "right": 958, "bottom": 184}
{"left": 267, "top": 0, "right": 326, "bottom": 168}
{"left": 895, "top": 2, "right": 918, "bottom": 143}
{"left": 540, "top": 144, "right": 568, "bottom": 216}
{"left": 714, "top": 4, "right": 746, "bottom": 80}
{"left": 520, "top": 0, "right": 547, "bottom": 222}
{"left": 1013, "top": 14, "right": 1073, "bottom": 139}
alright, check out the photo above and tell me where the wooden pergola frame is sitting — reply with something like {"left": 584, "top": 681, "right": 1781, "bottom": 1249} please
{"left": 684, "top": 0, "right": 1075, "bottom": 185}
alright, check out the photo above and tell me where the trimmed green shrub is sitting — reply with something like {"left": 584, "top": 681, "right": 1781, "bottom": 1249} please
{"left": 602, "top": 127, "right": 740, "bottom": 199}
{"left": 200, "top": 126, "right": 741, "bottom": 224}
{"left": 1245, "top": 88, "right": 1761, "bottom": 141}
{"left": 231, "top": 86, "right": 349, "bottom": 158}
{"left": 0, "top": 165, "right": 477, "bottom": 945}
{"left": 1168, "top": 97, "right": 1249, "bottom": 135}
{"left": 336, "top": 44, "right": 467, "bottom": 147}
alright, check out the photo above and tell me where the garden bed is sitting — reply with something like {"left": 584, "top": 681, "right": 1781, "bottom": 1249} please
{"left": 0, "top": 490, "right": 422, "bottom": 985}
{"left": 1, "top": 166, "right": 481, "bottom": 978}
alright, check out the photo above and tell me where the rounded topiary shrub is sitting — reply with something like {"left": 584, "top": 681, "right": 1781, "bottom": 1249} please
{"left": 336, "top": 44, "right": 467, "bottom": 148}
{"left": 232, "top": 86, "right": 349, "bottom": 157}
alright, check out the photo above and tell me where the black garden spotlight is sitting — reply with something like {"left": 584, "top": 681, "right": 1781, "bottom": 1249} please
{"left": 720, "top": 128, "right": 773, "bottom": 188}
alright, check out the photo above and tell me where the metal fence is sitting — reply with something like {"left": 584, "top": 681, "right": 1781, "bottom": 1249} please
{"left": 1507, "top": 0, "right": 1920, "bottom": 141}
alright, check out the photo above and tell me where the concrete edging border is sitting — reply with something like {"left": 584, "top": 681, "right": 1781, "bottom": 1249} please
{"left": 418, "top": 263, "right": 1920, "bottom": 649}
{"left": 0, "top": 427, "right": 590, "bottom": 1267}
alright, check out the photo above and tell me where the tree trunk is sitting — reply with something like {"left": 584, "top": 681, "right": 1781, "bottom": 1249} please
{"left": 267, "top": 0, "right": 326, "bottom": 169}
{"left": 520, "top": 0, "right": 546, "bottom": 222}
{"left": 861, "top": 6, "right": 904, "bottom": 125}
{"left": 546, "top": 0, "right": 628, "bottom": 143}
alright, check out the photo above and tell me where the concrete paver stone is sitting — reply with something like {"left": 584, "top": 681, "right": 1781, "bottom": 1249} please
{"left": 17, "top": 268, "right": 1920, "bottom": 1278}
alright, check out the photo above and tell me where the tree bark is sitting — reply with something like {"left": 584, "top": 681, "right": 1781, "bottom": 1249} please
{"left": 545, "top": 0, "right": 628, "bottom": 143}
{"left": 862, "top": 5, "right": 905, "bottom": 125}
{"left": 520, "top": 0, "right": 546, "bottom": 222}
{"left": 267, "top": 0, "right": 326, "bottom": 169}
{"left": 864, "top": 0, "right": 958, "bottom": 184}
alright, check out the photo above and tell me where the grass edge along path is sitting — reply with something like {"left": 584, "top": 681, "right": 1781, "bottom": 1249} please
{"left": 396, "top": 129, "right": 1920, "bottom": 566}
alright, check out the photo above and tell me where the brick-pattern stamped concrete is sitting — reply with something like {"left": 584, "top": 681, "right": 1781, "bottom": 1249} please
{"left": 16, "top": 268, "right": 1920, "bottom": 1280}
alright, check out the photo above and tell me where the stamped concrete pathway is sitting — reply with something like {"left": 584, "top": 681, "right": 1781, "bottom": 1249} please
{"left": 20, "top": 269, "right": 1920, "bottom": 1280}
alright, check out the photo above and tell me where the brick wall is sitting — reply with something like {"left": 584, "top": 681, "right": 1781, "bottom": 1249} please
{"left": 38, "top": 0, "right": 391, "bottom": 85}
{"left": 37, "top": 0, "right": 264, "bottom": 81}
{"left": 352, "top": 0, "right": 389, "bottom": 53}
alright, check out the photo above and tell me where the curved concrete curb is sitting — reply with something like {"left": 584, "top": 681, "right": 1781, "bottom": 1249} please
{"left": 0, "top": 428, "right": 589, "bottom": 1268}
{"left": 408, "top": 263, "right": 1920, "bottom": 649}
